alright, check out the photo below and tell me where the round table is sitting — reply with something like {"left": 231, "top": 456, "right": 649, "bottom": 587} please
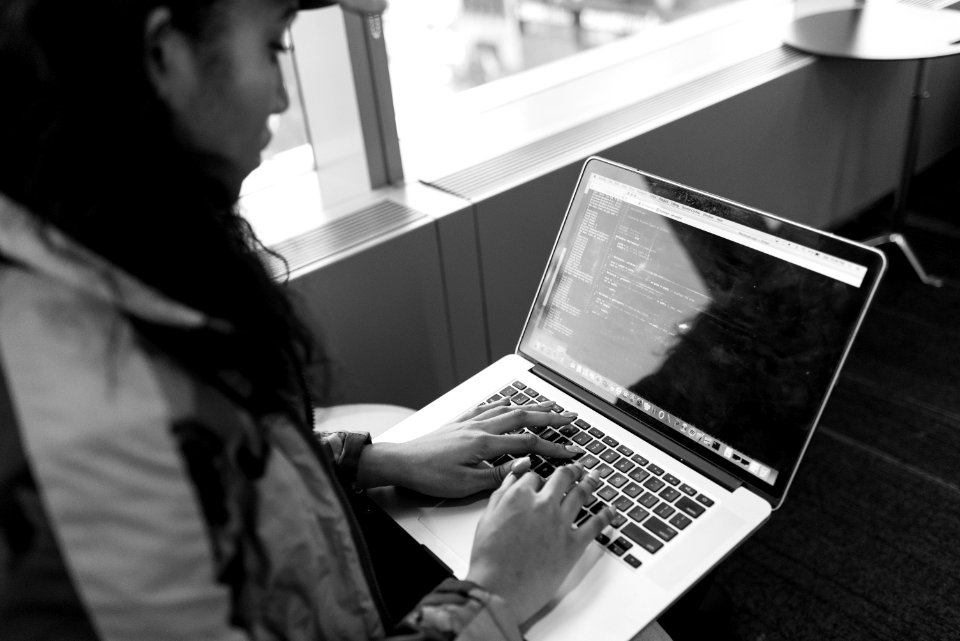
{"left": 784, "top": 2, "right": 960, "bottom": 286}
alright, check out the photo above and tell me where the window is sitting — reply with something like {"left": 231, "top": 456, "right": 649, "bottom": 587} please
{"left": 241, "top": 7, "right": 371, "bottom": 247}
{"left": 241, "top": 0, "right": 791, "bottom": 245}
{"left": 382, "top": 0, "right": 756, "bottom": 177}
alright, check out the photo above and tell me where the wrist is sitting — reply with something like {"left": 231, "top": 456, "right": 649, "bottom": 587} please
{"left": 465, "top": 566, "right": 526, "bottom": 625}
{"left": 356, "top": 441, "right": 407, "bottom": 489}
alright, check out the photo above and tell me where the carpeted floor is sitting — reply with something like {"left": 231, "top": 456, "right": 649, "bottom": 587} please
{"left": 712, "top": 150, "right": 960, "bottom": 641}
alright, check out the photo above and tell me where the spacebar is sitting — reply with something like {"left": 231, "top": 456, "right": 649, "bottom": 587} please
{"left": 621, "top": 523, "right": 663, "bottom": 554}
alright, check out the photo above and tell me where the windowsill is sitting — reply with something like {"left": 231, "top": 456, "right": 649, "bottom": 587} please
{"left": 399, "top": 0, "right": 798, "bottom": 181}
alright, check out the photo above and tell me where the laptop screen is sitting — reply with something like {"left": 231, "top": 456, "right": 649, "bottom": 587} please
{"left": 518, "top": 158, "right": 885, "bottom": 500}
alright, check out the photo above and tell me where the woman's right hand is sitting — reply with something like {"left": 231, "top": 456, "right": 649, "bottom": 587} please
{"left": 465, "top": 460, "right": 615, "bottom": 624}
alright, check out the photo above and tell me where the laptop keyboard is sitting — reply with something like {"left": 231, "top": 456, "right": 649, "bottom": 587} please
{"left": 484, "top": 381, "right": 714, "bottom": 570}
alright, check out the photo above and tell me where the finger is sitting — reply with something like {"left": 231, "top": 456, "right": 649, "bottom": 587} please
{"left": 576, "top": 505, "right": 617, "bottom": 543}
{"left": 478, "top": 406, "right": 578, "bottom": 436}
{"left": 561, "top": 470, "right": 602, "bottom": 520}
{"left": 456, "top": 401, "right": 533, "bottom": 427}
{"left": 455, "top": 397, "right": 511, "bottom": 422}
{"left": 490, "top": 432, "right": 585, "bottom": 460}
{"left": 470, "top": 401, "right": 559, "bottom": 430}
{"left": 469, "top": 402, "right": 524, "bottom": 423}
{"left": 488, "top": 455, "right": 531, "bottom": 489}
{"left": 541, "top": 463, "right": 583, "bottom": 500}
{"left": 527, "top": 435, "right": 586, "bottom": 461}
{"left": 488, "top": 457, "right": 528, "bottom": 508}
{"left": 514, "top": 468, "right": 545, "bottom": 492}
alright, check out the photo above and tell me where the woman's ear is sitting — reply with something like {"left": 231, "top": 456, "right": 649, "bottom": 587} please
{"left": 143, "top": 7, "right": 196, "bottom": 112}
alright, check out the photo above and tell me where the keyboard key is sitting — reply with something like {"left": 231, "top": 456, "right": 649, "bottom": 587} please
{"left": 643, "top": 516, "right": 678, "bottom": 542}
{"left": 696, "top": 494, "right": 715, "bottom": 508}
{"left": 587, "top": 427, "right": 605, "bottom": 438}
{"left": 596, "top": 533, "right": 611, "bottom": 546}
{"left": 622, "top": 523, "right": 664, "bottom": 554}
{"left": 679, "top": 483, "right": 697, "bottom": 497}
{"left": 602, "top": 436, "right": 620, "bottom": 448}
{"left": 513, "top": 394, "right": 532, "bottom": 405}
{"left": 612, "top": 537, "right": 633, "bottom": 553}
{"left": 624, "top": 554, "right": 642, "bottom": 568}
{"left": 616, "top": 444, "right": 635, "bottom": 457}
{"left": 572, "top": 432, "right": 592, "bottom": 445}
{"left": 631, "top": 454, "right": 649, "bottom": 466}
{"left": 607, "top": 473, "right": 629, "bottom": 489}
{"left": 653, "top": 503, "right": 676, "bottom": 519}
{"left": 663, "top": 473, "right": 681, "bottom": 486}
{"left": 573, "top": 419, "right": 591, "bottom": 429}
{"left": 607, "top": 541, "right": 626, "bottom": 556}
{"left": 524, "top": 388, "right": 539, "bottom": 398}
{"left": 660, "top": 487, "right": 681, "bottom": 502}
{"left": 512, "top": 381, "right": 527, "bottom": 390}
{"left": 599, "top": 449, "right": 620, "bottom": 464}
{"left": 551, "top": 405, "right": 564, "bottom": 413}
{"left": 486, "top": 394, "right": 502, "bottom": 403}
{"left": 627, "top": 506, "right": 649, "bottom": 523}
{"left": 558, "top": 424, "right": 579, "bottom": 436}
{"left": 614, "top": 458, "right": 635, "bottom": 474}
{"left": 536, "top": 395, "right": 550, "bottom": 403}
{"left": 598, "top": 486, "right": 618, "bottom": 502}
{"left": 675, "top": 497, "right": 706, "bottom": 518}
{"left": 622, "top": 482, "right": 643, "bottom": 498}
{"left": 628, "top": 468, "right": 651, "bottom": 483}
{"left": 500, "top": 386, "right": 518, "bottom": 397}
{"left": 540, "top": 428, "right": 560, "bottom": 442}
{"left": 613, "top": 496, "right": 634, "bottom": 512}
{"left": 638, "top": 492, "right": 659, "bottom": 508}
{"left": 596, "top": 464, "right": 614, "bottom": 479}
{"left": 643, "top": 477, "right": 666, "bottom": 492}
{"left": 580, "top": 454, "right": 600, "bottom": 469}
{"left": 610, "top": 514, "right": 628, "bottom": 528}
{"left": 646, "top": 463, "right": 665, "bottom": 476}
{"left": 670, "top": 513, "right": 692, "bottom": 530}
{"left": 586, "top": 441, "right": 605, "bottom": 454}
{"left": 534, "top": 461, "right": 556, "bottom": 477}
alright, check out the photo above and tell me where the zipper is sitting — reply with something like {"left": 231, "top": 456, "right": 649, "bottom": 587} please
{"left": 294, "top": 365, "right": 393, "bottom": 628}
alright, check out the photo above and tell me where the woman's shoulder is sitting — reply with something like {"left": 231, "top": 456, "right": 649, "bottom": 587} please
{"left": 1, "top": 196, "right": 221, "bottom": 436}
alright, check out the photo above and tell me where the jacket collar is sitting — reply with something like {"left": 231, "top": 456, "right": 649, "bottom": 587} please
{"left": 0, "top": 193, "right": 227, "bottom": 331}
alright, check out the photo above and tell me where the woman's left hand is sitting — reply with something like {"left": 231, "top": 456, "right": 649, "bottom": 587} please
{"left": 355, "top": 399, "right": 586, "bottom": 498}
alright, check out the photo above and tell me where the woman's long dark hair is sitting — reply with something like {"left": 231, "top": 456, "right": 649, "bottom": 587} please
{"left": 0, "top": 0, "right": 327, "bottom": 424}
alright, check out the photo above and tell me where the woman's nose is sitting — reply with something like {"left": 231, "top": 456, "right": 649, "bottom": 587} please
{"left": 273, "top": 73, "right": 290, "bottom": 115}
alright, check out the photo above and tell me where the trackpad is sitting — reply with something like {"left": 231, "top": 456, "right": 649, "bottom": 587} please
{"left": 418, "top": 494, "right": 489, "bottom": 573}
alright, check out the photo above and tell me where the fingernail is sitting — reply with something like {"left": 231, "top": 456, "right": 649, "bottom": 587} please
{"left": 587, "top": 471, "right": 601, "bottom": 486}
{"left": 561, "top": 411, "right": 577, "bottom": 418}
{"left": 510, "top": 457, "right": 531, "bottom": 476}
{"left": 565, "top": 444, "right": 585, "bottom": 454}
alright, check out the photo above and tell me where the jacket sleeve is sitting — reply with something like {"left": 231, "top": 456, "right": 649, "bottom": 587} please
{"left": 315, "top": 430, "right": 370, "bottom": 487}
{"left": 390, "top": 579, "right": 523, "bottom": 641}
{"left": 314, "top": 430, "right": 524, "bottom": 641}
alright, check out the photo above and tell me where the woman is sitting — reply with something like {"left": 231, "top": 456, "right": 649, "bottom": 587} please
{"left": 0, "top": 1, "right": 671, "bottom": 639}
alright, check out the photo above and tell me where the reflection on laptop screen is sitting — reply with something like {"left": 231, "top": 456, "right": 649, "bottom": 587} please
{"left": 520, "top": 168, "right": 872, "bottom": 487}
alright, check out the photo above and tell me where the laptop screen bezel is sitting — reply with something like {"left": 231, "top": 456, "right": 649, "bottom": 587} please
{"left": 515, "top": 156, "right": 887, "bottom": 509}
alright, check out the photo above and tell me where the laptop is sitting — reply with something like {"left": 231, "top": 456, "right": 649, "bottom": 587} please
{"left": 368, "top": 157, "right": 886, "bottom": 640}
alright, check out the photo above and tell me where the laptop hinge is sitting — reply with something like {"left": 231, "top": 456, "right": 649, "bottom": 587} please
{"left": 531, "top": 364, "right": 742, "bottom": 493}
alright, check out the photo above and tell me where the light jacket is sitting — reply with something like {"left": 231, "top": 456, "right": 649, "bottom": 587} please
{"left": 0, "top": 194, "right": 521, "bottom": 641}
